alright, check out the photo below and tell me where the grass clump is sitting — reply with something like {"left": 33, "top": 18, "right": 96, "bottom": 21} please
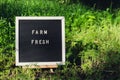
{"left": 0, "top": 0, "right": 120, "bottom": 79}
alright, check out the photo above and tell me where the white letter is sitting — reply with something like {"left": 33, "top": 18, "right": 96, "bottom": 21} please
{"left": 32, "top": 30, "right": 35, "bottom": 35}
{"left": 35, "top": 40, "right": 38, "bottom": 45}
{"left": 31, "top": 40, "right": 34, "bottom": 44}
{"left": 42, "top": 40, "right": 45, "bottom": 44}
{"left": 40, "top": 30, "right": 43, "bottom": 35}
{"left": 46, "top": 40, "right": 49, "bottom": 44}
{"left": 44, "top": 30, "right": 47, "bottom": 34}
{"left": 39, "top": 40, "right": 42, "bottom": 44}
{"left": 35, "top": 30, "right": 39, "bottom": 35}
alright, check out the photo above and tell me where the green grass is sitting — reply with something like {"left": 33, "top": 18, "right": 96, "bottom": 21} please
{"left": 0, "top": 0, "right": 120, "bottom": 80}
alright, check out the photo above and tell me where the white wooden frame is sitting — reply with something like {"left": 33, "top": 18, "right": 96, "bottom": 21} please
{"left": 16, "top": 16, "right": 65, "bottom": 66}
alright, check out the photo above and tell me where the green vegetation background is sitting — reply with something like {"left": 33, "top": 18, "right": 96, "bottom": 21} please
{"left": 0, "top": 0, "right": 120, "bottom": 80}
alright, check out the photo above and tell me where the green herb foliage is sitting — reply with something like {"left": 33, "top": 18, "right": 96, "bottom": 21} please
{"left": 0, "top": 0, "right": 120, "bottom": 80}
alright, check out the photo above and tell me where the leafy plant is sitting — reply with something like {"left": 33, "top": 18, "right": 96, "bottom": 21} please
{"left": 0, "top": 0, "right": 120, "bottom": 79}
